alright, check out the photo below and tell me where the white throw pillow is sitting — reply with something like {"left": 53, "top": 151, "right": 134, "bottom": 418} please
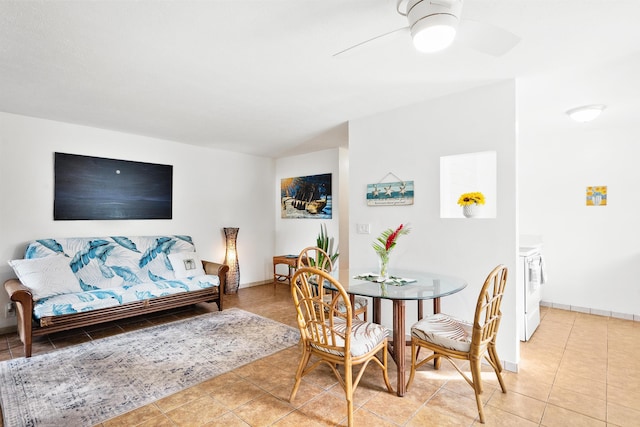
{"left": 8, "top": 255, "right": 82, "bottom": 301}
{"left": 168, "top": 252, "right": 206, "bottom": 278}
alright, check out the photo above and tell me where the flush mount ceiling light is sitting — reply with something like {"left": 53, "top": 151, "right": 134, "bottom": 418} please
{"left": 566, "top": 104, "right": 607, "bottom": 123}
{"left": 333, "top": 0, "right": 520, "bottom": 58}
{"left": 406, "top": 0, "right": 463, "bottom": 53}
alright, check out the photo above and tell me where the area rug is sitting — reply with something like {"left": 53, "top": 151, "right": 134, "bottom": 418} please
{"left": 0, "top": 308, "right": 300, "bottom": 427}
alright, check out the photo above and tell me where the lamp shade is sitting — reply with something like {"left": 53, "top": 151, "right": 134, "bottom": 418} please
{"left": 407, "top": 0, "right": 462, "bottom": 53}
{"left": 566, "top": 104, "right": 606, "bottom": 122}
{"left": 223, "top": 227, "right": 240, "bottom": 294}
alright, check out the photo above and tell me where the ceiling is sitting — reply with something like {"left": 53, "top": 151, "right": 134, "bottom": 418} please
{"left": 1, "top": 1, "right": 639, "bottom": 158}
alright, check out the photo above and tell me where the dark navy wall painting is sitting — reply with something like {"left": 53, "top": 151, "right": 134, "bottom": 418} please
{"left": 281, "top": 173, "right": 332, "bottom": 219}
{"left": 54, "top": 153, "right": 173, "bottom": 220}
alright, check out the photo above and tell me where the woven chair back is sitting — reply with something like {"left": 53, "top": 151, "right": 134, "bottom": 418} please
{"left": 297, "top": 246, "right": 334, "bottom": 272}
{"left": 291, "top": 266, "right": 353, "bottom": 356}
{"left": 471, "top": 264, "right": 508, "bottom": 356}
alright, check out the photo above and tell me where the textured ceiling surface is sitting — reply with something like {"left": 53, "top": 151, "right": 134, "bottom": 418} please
{"left": 1, "top": 1, "right": 639, "bottom": 157}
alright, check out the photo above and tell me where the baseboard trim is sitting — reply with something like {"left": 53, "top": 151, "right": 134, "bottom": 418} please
{"left": 238, "top": 280, "right": 274, "bottom": 289}
{"left": 0, "top": 325, "right": 17, "bottom": 335}
{"left": 503, "top": 360, "right": 518, "bottom": 373}
{"left": 541, "top": 300, "right": 640, "bottom": 322}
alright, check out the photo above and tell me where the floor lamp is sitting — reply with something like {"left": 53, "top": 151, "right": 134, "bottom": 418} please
{"left": 224, "top": 227, "right": 240, "bottom": 294}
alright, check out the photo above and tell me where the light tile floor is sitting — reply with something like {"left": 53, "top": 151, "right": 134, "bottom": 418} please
{"left": 1, "top": 283, "right": 639, "bottom": 426}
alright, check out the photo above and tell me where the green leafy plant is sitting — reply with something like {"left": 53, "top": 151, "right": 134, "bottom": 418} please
{"left": 372, "top": 224, "right": 411, "bottom": 279}
{"left": 372, "top": 224, "right": 411, "bottom": 257}
{"left": 315, "top": 223, "right": 339, "bottom": 268}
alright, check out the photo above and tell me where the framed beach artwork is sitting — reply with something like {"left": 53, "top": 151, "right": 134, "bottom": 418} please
{"left": 366, "top": 180, "right": 414, "bottom": 206}
{"left": 54, "top": 152, "right": 173, "bottom": 220}
{"left": 281, "top": 173, "right": 332, "bottom": 219}
{"left": 586, "top": 185, "right": 607, "bottom": 206}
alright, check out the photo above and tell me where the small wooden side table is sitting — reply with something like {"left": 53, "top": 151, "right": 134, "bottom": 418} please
{"left": 273, "top": 255, "right": 298, "bottom": 291}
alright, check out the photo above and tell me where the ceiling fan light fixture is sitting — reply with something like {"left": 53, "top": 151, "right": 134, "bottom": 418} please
{"left": 407, "top": 0, "right": 462, "bottom": 53}
{"left": 411, "top": 15, "right": 458, "bottom": 53}
{"left": 566, "top": 104, "right": 607, "bottom": 122}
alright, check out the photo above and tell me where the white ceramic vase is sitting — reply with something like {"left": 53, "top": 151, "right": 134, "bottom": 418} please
{"left": 463, "top": 203, "right": 479, "bottom": 218}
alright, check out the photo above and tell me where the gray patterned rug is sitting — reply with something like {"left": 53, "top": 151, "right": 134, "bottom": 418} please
{"left": 0, "top": 308, "right": 300, "bottom": 427}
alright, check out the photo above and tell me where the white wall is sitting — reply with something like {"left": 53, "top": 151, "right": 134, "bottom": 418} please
{"left": 0, "top": 112, "right": 275, "bottom": 329}
{"left": 274, "top": 149, "right": 342, "bottom": 272}
{"left": 337, "top": 147, "right": 350, "bottom": 273}
{"left": 349, "top": 81, "right": 519, "bottom": 367}
{"left": 518, "top": 55, "right": 640, "bottom": 320}
{"left": 519, "top": 113, "right": 640, "bottom": 319}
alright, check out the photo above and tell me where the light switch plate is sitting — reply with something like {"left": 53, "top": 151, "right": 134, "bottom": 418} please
{"left": 356, "top": 223, "right": 371, "bottom": 234}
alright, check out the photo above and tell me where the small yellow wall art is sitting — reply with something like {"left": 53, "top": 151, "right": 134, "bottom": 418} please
{"left": 586, "top": 186, "right": 607, "bottom": 206}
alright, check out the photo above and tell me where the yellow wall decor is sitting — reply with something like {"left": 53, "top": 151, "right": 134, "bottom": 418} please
{"left": 586, "top": 186, "right": 607, "bottom": 206}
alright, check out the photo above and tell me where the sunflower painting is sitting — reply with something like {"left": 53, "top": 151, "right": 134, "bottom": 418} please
{"left": 586, "top": 186, "right": 607, "bottom": 206}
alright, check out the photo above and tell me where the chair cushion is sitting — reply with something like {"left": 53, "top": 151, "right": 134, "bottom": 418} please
{"left": 33, "top": 276, "right": 220, "bottom": 318}
{"left": 311, "top": 318, "right": 389, "bottom": 358}
{"left": 119, "top": 275, "right": 219, "bottom": 303}
{"left": 411, "top": 313, "right": 472, "bottom": 352}
{"left": 333, "top": 296, "right": 368, "bottom": 314}
{"left": 34, "top": 289, "right": 124, "bottom": 318}
{"left": 23, "top": 236, "right": 200, "bottom": 290}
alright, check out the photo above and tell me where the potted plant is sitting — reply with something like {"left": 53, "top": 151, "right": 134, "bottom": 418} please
{"left": 457, "top": 192, "right": 485, "bottom": 218}
{"left": 372, "top": 223, "right": 411, "bottom": 281}
{"left": 315, "top": 223, "right": 339, "bottom": 269}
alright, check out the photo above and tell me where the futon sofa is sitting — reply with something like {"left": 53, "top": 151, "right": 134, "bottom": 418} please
{"left": 5, "top": 235, "right": 228, "bottom": 357}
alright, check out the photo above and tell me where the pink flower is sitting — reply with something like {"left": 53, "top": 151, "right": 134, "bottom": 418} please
{"left": 385, "top": 224, "right": 404, "bottom": 251}
{"left": 373, "top": 224, "right": 411, "bottom": 257}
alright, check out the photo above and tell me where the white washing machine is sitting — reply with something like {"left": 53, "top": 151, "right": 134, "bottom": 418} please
{"left": 518, "top": 245, "right": 544, "bottom": 341}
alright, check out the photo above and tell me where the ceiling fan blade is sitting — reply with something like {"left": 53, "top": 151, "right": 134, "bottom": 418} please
{"left": 333, "top": 27, "right": 409, "bottom": 57}
{"left": 458, "top": 19, "right": 521, "bottom": 57}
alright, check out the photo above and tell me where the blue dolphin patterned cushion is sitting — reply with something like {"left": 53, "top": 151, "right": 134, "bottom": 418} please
{"left": 24, "top": 236, "right": 220, "bottom": 319}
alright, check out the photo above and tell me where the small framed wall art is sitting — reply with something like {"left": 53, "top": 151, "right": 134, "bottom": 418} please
{"left": 366, "top": 180, "right": 414, "bottom": 206}
{"left": 586, "top": 185, "right": 607, "bottom": 206}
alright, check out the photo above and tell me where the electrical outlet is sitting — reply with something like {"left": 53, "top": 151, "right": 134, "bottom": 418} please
{"left": 5, "top": 302, "right": 15, "bottom": 318}
{"left": 356, "top": 223, "right": 371, "bottom": 234}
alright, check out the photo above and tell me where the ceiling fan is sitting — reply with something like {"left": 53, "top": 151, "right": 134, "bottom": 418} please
{"left": 333, "top": 0, "right": 521, "bottom": 57}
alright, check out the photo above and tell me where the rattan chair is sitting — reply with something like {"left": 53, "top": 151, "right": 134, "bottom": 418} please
{"left": 289, "top": 266, "right": 393, "bottom": 427}
{"left": 406, "top": 265, "right": 509, "bottom": 424}
{"left": 297, "top": 246, "right": 369, "bottom": 320}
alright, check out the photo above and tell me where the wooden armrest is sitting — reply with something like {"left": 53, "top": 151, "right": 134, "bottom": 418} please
{"left": 202, "top": 260, "right": 229, "bottom": 295}
{"left": 4, "top": 278, "right": 34, "bottom": 305}
{"left": 4, "top": 278, "right": 35, "bottom": 355}
{"left": 202, "top": 260, "right": 229, "bottom": 276}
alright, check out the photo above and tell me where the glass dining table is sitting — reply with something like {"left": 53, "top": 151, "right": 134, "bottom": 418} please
{"left": 337, "top": 269, "right": 468, "bottom": 396}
